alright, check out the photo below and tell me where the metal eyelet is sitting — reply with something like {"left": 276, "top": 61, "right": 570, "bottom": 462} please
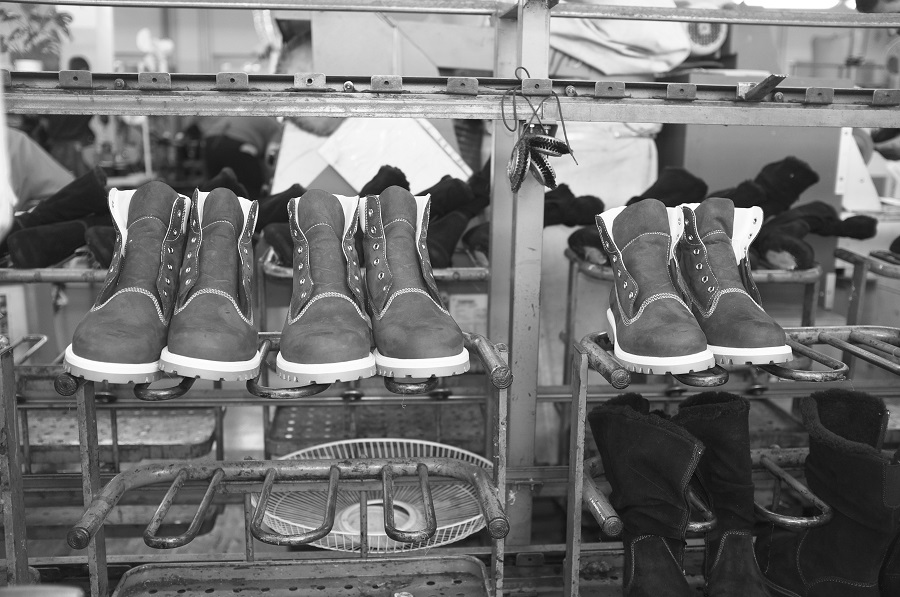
{"left": 299, "top": 264, "right": 304, "bottom": 270}
{"left": 383, "top": 286, "right": 389, "bottom": 292}
{"left": 373, "top": 243, "right": 380, "bottom": 250}
{"left": 354, "top": 275, "right": 359, "bottom": 280}
{"left": 165, "top": 278, "right": 171, "bottom": 284}
{"left": 370, "top": 227, "right": 376, "bottom": 234}
{"left": 695, "top": 264, "right": 703, "bottom": 270}
{"left": 299, "top": 278, "right": 305, "bottom": 284}
{"left": 301, "top": 292, "right": 306, "bottom": 298}
{"left": 701, "top": 276, "right": 709, "bottom": 283}
{"left": 167, "top": 264, "right": 173, "bottom": 270}
{"left": 373, "top": 259, "right": 380, "bottom": 265}
{"left": 378, "top": 272, "right": 385, "bottom": 280}
{"left": 185, "top": 279, "right": 190, "bottom": 285}
{"left": 421, "top": 244, "right": 426, "bottom": 250}
{"left": 167, "top": 247, "right": 174, "bottom": 254}
{"left": 187, "top": 253, "right": 192, "bottom": 259}
{"left": 298, "top": 248, "right": 302, "bottom": 253}
{"left": 628, "top": 292, "right": 634, "bottom": 299}
{"left": 693, "top": 249, "right": 700, "bottom": 255}
{"left": 687, "top": 235, "right": 694, "bottom": 241}
{"left": 611, "top": 255, "right": 617, "bottom": 263}
{"left": 622, "top": 282, "right": 627, "bottom": 288}
{"left": 707, "top": 286, "right": 715, "bottom": 292}
{"left": 191, "top": 237, "right": 197, "bottom": 243}
{"left": 368, "top": 209, "right": 373, "bottom": 216}
{"left": 617, "top": 270, "right": 622, "bottom": 277}
{"left": 186, "top": 267, "right": 191, "bottom": 273}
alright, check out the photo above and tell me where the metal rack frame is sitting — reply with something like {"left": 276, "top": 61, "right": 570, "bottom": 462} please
{"left": 3, "top": 1, "right": 900, "bottom": 594}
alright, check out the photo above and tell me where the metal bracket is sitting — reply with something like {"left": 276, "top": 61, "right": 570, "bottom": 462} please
{"left": 736, "top": 74, "right": 786, "bottom": 102}
{"left": 521, "top": 78, "right": 552, "bottom": 96}
{"left": 873, "top": 89, "right": 900, "bottom": 106}
{"left": 666, "top": 83, "right": 697, "bottom": 101}
{"left": 804, "top": 87, "right": 834, "bottom": 105}
{"left": 216, "top": 72, "right": 249, "bottom": 91}
{"left": 594, "top": 81, "right": 626, "bottom": 99}
{"left": 59, "top": 70, "right": 92, "bottom": 89}
{"left": 293, "top": 73, "right": 326, "bottom": 91}
{"left": 137, "top": 72, "right": 172, "bottom": 90}
{"left": 371, "top": 75, "right": 402, "bottom": 93}
{"left": 447, "top": 76, "right": 478, "bottom": 96}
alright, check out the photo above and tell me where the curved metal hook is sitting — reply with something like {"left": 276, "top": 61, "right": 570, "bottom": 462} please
{"left": 686, "top": 486, "right": 717, "bottom": 534}
{"left": 383, "top": 376, "right": 440, "bottom": 395}
{"left": 382, "top": 463, "right": 438, "bottom": 543}
{"left": 758, "top": 338, "right": 848, "bottom": 382}
{"left": 133, "top": 376, "right": 196, "bottom": 401}
{"left": 754, "top": 455, "right": 832, "bottom": 530}
{"left": 144, "top": 468, "right": 225, "bottom": 549}
{"left": 672, "top": 365, "right": 730, "bottom": 388}
{"left": 250, "top": 466, "right": 340, "bottom": 546}
{"left": 245, "top": 340, "right": 331, "bottom": 399}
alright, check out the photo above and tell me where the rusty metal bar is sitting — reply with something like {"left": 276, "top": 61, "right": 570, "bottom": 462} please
{"left": 11, "top": 334, "right": 48, "bottom": 366}
{"left": 382, "top": 463, "right": 438, "bottom": 543}
{"left": 75, "top": 381, "right": 108, "bottom": 596}
{"left": 67, "top": 458, "right": 508, "bottom": 549}
{"left": 0, "top": 336, "right": 31, "bottom": 584}
{"left": 26, "top": 0, "right": 509, "bottom": 14}
{"left": 109, "top": 409, "right": 120, "bottom": 473}
{"left": 214, "top": 406, "right": 226, "bottom": 462}
{"left": 758, "top": 337, "right": 848, "bottom": 382}
{"left": 250, "top": 467, "right": 340, "bottom": 546}
{"left": 144, "top": 468, "right": 225, "bottom": 549}
{"left": 673, "top": 366, "right": 730, "bottom": 388}
{"left": 686, "top": 487, "right": 717, "bottom": 534}
{"left": 246, "top": 340, "right": 330, "bottom": 399}
{"left": 562, "top": 256, "right": 580, "bottom": 386}
{"left": 0, "top": 268, "right": 107, "bottom": 284}
{"left": 580, "top": 333, "right": 630, "bottom": 390}
{"left": 564, "top": 345, "right": 589, "bottom": 597}
{"left": 738, "top": 74, "right": 787, "bottom": 102}
{"left": 132, "top": 376, "right": 196, "bottom": 401}
{"left": 754, "top": 455, "right": 832, "bottom": 530}
{"left": 819, "top": 333, "right": 900, "bottom": 376}
{"left": 849, "top": 330, "right": 900, "bottom": 358}
{"left": 243, "top": 494, "right": 256, "bottom": 563}
{"left": 359, "top": 489, "right": 369, "bottom": 559}
{"left": 582, "top": 458, "right": 622, "bottom": 537}
{"left": 384, "top": 376, "right": 440, "bottom": 395}
{"left": 464, "top": 332, "right": 512, "bottom": 389}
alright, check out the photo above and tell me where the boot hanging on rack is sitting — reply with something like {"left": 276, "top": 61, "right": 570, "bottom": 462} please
{"left": 755, "top": 388, "right": 900, "bottom": 597}
{"left": 588, "top": 393, "right": 703, "bottom": 597}
{"left": 672, "top": 392, "right": 772, "bottom": 597}
{"left": 159, "top": 188, "right": 263, "bottom": 381}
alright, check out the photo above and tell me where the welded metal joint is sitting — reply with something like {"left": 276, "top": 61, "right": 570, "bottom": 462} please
{"left": 463, "top": 331, "right": 512, "bottom": 389}
{"left": 137, "top": 72, "right": 172, "bottom": 90}
{"left": 754, "top": 454, "right": 832, "bottom": 529}
{"left": 293, "top": 73, "right": 326, "bottom": 91}
{"left": 382, "top": 463, "right": 438, "bottom": 543}
{"left": 144, "top": 468, "right": 225, "bottom": 549}
{"left": 250, "top": 466, "right": 340, "bottom": 546}
{"left": 582, "top": 458, "right": 622, "bottom": 537}
{"left": 447, "top": 77, "right": 479, "bottom": 96}
{"left": 371, "top": 75, "right": 402, "bottom": 93}
{"left": 803, "top": 87, "right": 834, "bottom": 105}
{"left": 666, "top": 83, "right": 696, "bottom": 101}
{"left": 521, "top": 78, "right": 552, "bottom": 96}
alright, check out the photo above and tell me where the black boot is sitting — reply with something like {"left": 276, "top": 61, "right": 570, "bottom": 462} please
{"left": 419, "top": 175, "right": 485, "bottom": 224}
{"left": 628, "top": 167, "right": 708, "bottom": 207}
{"left": 256, "top": 184, "right": 306, "bottom": 229}
{"left": 262, "top": 222, "right": 292, "bottom": 266}
{"left": 544, "top": 184, "right": 605, "bottom": 227}
{"left": 588, "top": 394, "right": 702, "bottom": 597}
{"left": 462, "top": 221, "right": 489, "bottom": 259}
{"left": 755, "top": 389, "right": 900, "bottom": 597}
{"left": 673, "top": 392, "right": 772, "bottom": 597}
{"left": 427, "top": 210, "right": 470, "bottom": 269}
{"left": 199, "top": 166, "right": 250, "bottom": 199}
{"left": 84, "top": 225, "right": 116, "bottom": 269}
{"left": 14, "top": 166, "right": 108, "bottom": 230}
{"left": 7, "top": 214, "right": 113, "bottom": 268}
{"left": 567, "top": 226, "right": 608, "bottom": 265}
{"left": 359, "top": 165, "right": 409, "bottom": 197}
{"left": 883, "top": 537, "right": 900, "bottom": 597}
{"left": 753, "top": 156, "right": 819, "bottom": 219}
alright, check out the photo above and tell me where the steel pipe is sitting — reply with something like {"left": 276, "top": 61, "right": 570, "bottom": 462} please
{"left": 382, "top": 463, "right": 438, "bottom": 543}
{"left": 757, "top": 337, "right": 848, "bottom": 382}
{"left": 245, "top": 340, "right": 331, "bottom": 399}
{"left": 582, "top": 458, "right": 622, "bottom": 537}
{"left": 686, "top": 487, "right": 717, "bottom": 534}
{"left": 250, "top": 467, "right": 340, "bottom": 546}
{"left": 133, "top": 376, "right": 196, "bottom": 401}
{"left": 753, "top": 455, "right": 832, "bottom": 530}
{"left": 673, "top": 365, "right": 730, "bottom": 388}
{"left": 383, "top": 376, "right": 440, "bottom": 395}
{"left": 144, "top": 468, "right": 225, "bottom": 549}
{"left": 819, "top": 333, "right": 900, "bottom": 376}
{"left": 464, "top": 332, "right": 512, "bottom": 389}
{"left": 580, "top": 333, "right": 630, "bottom": 390}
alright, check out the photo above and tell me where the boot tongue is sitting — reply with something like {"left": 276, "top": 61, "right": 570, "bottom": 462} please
{"left": 379, "top": 186, "right": 428, "bottom": 292}
{"left": 119, "top": 181, "right": 178, "bottom": 290}
{"left": 692, "top": 197, "right": 735, "bottom": 238}
{"left": 611, "top": 199, "right": 674, "bottom": 304}
{"left": 690, "top": 198, "right": 745, "bottom": 290}
{"left": 197, "top": 188, "right": 242, "bottom": 297}
{"left": 296, "top": 190, "right": 350, "bottom": 294}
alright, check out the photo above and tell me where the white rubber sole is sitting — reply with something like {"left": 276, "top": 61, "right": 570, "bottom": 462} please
{"left": 276, "top": 352, "right": 377, "bottom": 385}
{"left": 607, "top": 310, "right": 715, "bottom": 375}
{"left": 64, "top": 344, "right": 162, "bottom": 384}
{"left": 159, "top": 347, "right": 263, "bottom": 382}
{"left": 708, "top": 343, "right": 793, "bottom": 366}
{"left": 374, "top": 348, "right": 470, "bottom": 379}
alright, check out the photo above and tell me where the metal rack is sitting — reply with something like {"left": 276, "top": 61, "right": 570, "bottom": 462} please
{"left": 3, "top": 1, "right": 900, "bottom": 594}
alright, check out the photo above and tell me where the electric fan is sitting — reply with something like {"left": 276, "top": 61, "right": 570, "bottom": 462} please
{"left": 258, "top": 438, "right": 492, "bottom": 552}
{"left": 688, "top": 21, "right": 729, "bottom": 58}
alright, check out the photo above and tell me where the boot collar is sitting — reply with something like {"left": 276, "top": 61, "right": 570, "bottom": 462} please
{"left": 286, "top": 195, "right": 368, "bottom": 323}
{"left": 174, "top": 190, "right": 258, "bottom": 323}
{"left": 359, "top": 193, "right": 445, "bottom": 318}
{"left": 96, "top": 188, "right": 190, "bottom": 323}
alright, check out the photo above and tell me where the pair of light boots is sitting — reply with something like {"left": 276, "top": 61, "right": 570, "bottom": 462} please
{"left": 590, "top": 389, "right": 900, "bottom": 597}
{"left": 64, "top": 182, "right": 468, "bottom": 384}
{"left": 597, "top": 197, "right": 792, "bottom": 374}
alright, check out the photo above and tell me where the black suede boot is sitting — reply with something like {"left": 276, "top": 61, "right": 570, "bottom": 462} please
{"left": 7, "top": 213, "right": 113, "bottom": 268}
{"left": 673, "top": 392, "right": 772, "bottom": 597}
{"left": 262, "top": 222, "right": 293, "bottom": 266}
{"left": 753, "top": 156, "right": 819, "bottom": 219}
{"left": 359, "top": 165, "right": 409, "bottom": 197}
{"left": 544, "top": 184, "right": 605, "bottom": 227}
{"left": 419, "top": 175, "right": 485, "bottom": 224}
{"left": 883, "top": 537, "right": 900, "bottom": 597}
{"left": 427, "top": 210, "right": 470, "bottom": 269}
{"left": 84, "top": 225, "right": 117, "bottom": 269}
{"left": 628, "top": 167, "right": 708, "bottom": 208}
{"left": 755, "top": 389, "right": 900, "bottom": 597}
{"left": 588, "top": 394, "right": 703, "bottom": 597}
{"left": 567, "top": 226, "right": 608, "bottom": 265}
{"left": 14, "top": 166, "right": 108, "bottom": 230}
{"left": 709, "top": 180, "right": 768, "bottom": 213}
{"left": 199, "top": 166, "right": 250, "bottom": 199}
{"left": 256, "top": 184, "right": 306, "bottom": 229}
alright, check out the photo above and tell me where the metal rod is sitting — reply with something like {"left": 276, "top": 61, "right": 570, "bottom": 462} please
{"left": 819, "top": 333, "right": 900, "bottom": 376}
{"left": 109, "top": 409, "right": 120, "bottom": 473}
{"left": 673, "top": 365, "right": 730, "bottom": 388}
{"left": 144, "top": 469, "right": 225, "bottom": 549}
{"left": 758, "top": 337, "right": 849, "bottom": 382}
{"left": 0, "top": 336, "right": 31, "bottom": 584}
{"left": 849, "top": 330, "right": 900, "bottom": 359}
{"left": 463, "top": 332, "right": 512, "bottom": 389}
{"left": 133, "top": 376, "right": 196, "bottom": 401}
{"left": 24, "top": 0, "right": 509, "bottom": 14}
{"left": 754, "top": 455, "right": 833, "bottom": 530}
{"left": 562, "top": 258, "right": 578, "bottom": 386}
{"left": 243, "top": 494, "right": 255, "bottom": 563}
{"left": 382, "top": 463, "right": 438, "bottom": 543}
{"left": 214, "top": 406, "right": 225, "bottom": 462}
{"left": 579, "top": 332, "right": 630, "bottom": 390}
{"left": 250, "top": 466, "right": 340, "bottom": 546}
{"left": 19, "top": 409, "right": 32, "bottom": 475}
{"left": 75, "top": 381, "right": 108, "bottom": 596}
{"left": 564, "top": 346, "right": 589, "bottom": 597}
{"left": 246, "top": 340, "right": 331, "bottom": 399}
{"left": 359, "top": 489, "right": 368, "bottom": 559}
{"left": 11, "top": 334, "right": 48, "bottom": 366}
{"left": 581, "top": 458, "right": 622, "bottom": 537}
{"left": 686, "top": 486, "right": 717, "bottom": 534}
{"left": 383, "top": 376, "right": 440, "bottom": 395}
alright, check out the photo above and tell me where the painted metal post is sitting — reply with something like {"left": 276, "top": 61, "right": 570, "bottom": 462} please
{"left": 76, "top": 381, "right": 108, "bottom": 597}
{"left": 0, "top": 337, "right": 30, "bottom": 585}
{"left": 563, "top": 345, "right": 589, "bottom": 597}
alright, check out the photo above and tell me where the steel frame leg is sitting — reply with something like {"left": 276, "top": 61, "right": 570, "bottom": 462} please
{"left": 0, "top": 338, "right": 30, "bottom": 585}
{"left": 491, "top": 349, "right": 510, "bottom": 597}
{"left": 76, "top": 381, "right": 108, "bottom": 597}
{"left": 844, "top": 259, "right": 870, "bottom": 376}
{"left": 564, "top": 345, "right": 588, "bottom": 597}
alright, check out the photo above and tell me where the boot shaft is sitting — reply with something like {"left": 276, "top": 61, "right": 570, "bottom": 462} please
{"left": 98, "top": 182, "right": 190, "bottom": 321}
{"left": 288, "top": 191, "right": 366, "bottom": 323}
{"left": 175, "top": 189, "right": 257, "bottom": 320}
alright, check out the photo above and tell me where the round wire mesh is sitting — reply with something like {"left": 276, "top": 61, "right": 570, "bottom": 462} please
{"left": 259, "top": 438, "right": 492, "bottom": 553}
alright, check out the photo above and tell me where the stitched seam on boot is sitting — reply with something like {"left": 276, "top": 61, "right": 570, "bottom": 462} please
{"left": 201, "top": 219, "right": 237, "bottom": 234}
{"left": 620, "top": 231, "right": 669, "bottom": 253}
{"left": 621, "top": 292, "right": 690, "bottom": 326}
{"left": 808, "top": 578, "right": 876, "bottom": 589}
{"left": 92, "top": 287, "right": 165, "bottom": 324}
{"left": 678, "top": 446, "right": 703, "bottom": 534}
{"left": 701, "top": 229, "right": 726, "bottom": 239}
{"left": 695, "top": 287, "right": 753, "bottom": 319}
{"left": 129, "top": 215, "right": 166, "bottom": 233}
{"left": 696, "top": 231, "right": 720, "bottom": 309}
{"left": 174, "top": 288, "right": 252, "bottom": 325}
{"left": 304, "top": 221, "right": 334, "bottom": 234}
{"left": 628, "top": 535, "right": 653, "bottom": 592}
{"left": 373, "top": 287, "right": 450, "bottom": 320}
{"left": 384, "top": 218, "right": 414, "bottom": 229}
{"left": 797, "top": 531, "right": 809, "bottom": 590}
{"left": 289, "top": 291, "right": 366, "bottom": 324}
{"left": 711, "top": 530, "right": 749, "bottom": 571}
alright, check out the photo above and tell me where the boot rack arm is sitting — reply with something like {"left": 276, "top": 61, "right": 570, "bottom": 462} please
{"left": 582, "top": 457, "right": 623, "bottom": 537}
{"left": 382, "top": 463, "right": 438, "bottom": 543}
{"left": 752, "top": 452, "right": 833, "bottom": 530}
{"left": 250, "top": 466, "right": 341, "bottom": 546}
{"left": 67, "top": 458, "right": 510, "bottom": 551}
{"left": 245, "top": 338, "right": 331, "bottom": 399}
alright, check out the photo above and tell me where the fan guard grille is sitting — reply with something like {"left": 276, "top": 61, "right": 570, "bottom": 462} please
{"left": 259, "top": 438, "right": 492, "bottom": 553}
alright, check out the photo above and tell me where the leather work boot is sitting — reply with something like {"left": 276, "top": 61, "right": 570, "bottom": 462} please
{"left": 7, "top": 213, "right": 112, "bottom": 268}
{"left": 588, "top": 394, "right": 703, "bottom": 597}
{"left": 883, "top": 539, "right": 900, "bottom": 596}
{"left": 65, "top": 182, "right": 190, "bottom": 383}
{"left": 360, "top": 186, "right": 469, "bottom": 378}
{"left": 756, "top": 389, "right": 900, "bottom": 597}
{"left": 276, "top": 190, "right": 376, "bottom": 385}
{"left": 672, "top": 392, "right": 772, "bottom": 597}
{"left": 596, "top": 199, "right": 714, "bottom": 374}
{"left": 159, "top": 189, "right": 262, "bottom": 381}
{"left": 678, "top": 199, "right": 792, "bottom": 366}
